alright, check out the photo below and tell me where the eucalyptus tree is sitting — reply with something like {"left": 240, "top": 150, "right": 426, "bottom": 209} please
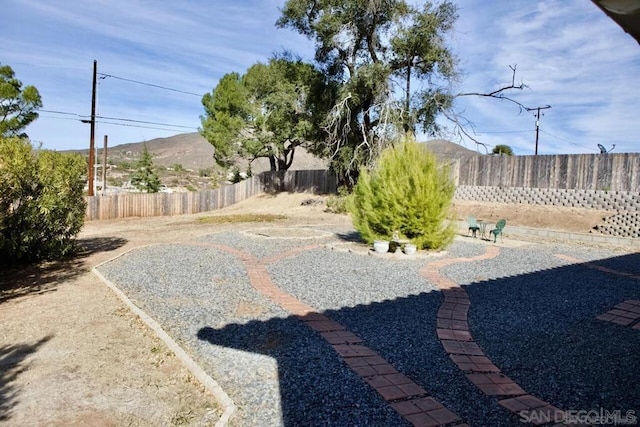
{"left": 200, "top": 56, "right": 330, "bottom": 176}
{"left": 277, "top": 0, "right": 458, "bottom": 183}
{"left": 0, "top": 63, "right": 42, "bottom": 138}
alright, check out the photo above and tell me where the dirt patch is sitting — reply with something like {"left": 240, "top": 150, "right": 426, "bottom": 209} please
{"left": 0, "top": 192, "right": 616, "bottom": 426}
{"left": 452, "top": 201, "right": 610, "bottom": 234}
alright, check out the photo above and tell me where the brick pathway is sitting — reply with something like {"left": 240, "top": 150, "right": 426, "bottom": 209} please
{"left": 421, "top": 247, "right": 565, "bottom": 425}
{"left": 185, "top": 241, "right": 633, "bottom": 425}
{"left": 204, "top": 243, "right": 464, "bottom": 427}
{"left": 556, "top": 254, "right": 640, "bottom": 330}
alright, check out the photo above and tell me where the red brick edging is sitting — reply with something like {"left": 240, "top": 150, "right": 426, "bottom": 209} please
{"left": 556, "top": 254, "right": 640, "bottom": 330}
{"left": 421, "top": 247, "right": 565, "bottom": 424}
{"left": 201, "top": 242, "right": 464, "bottom": 427}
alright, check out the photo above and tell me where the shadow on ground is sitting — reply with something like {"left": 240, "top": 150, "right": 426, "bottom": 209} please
{"left": 0, "top": 336, "right": 52, "bottom": 421}
{"left": 196, "top": 251, "right": 640, "bottom": 426}
{"left": 0, "top": 237, "right": 127, "bottom": 304}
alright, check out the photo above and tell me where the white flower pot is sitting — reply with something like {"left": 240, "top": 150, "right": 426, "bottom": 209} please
{"left": 373, "top": 240, "right": 389, "bottom": 253}
{"left": 404, "top": 243, "right": 417, "bottom": 255}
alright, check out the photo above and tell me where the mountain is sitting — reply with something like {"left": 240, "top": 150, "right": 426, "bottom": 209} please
{"left": 422, "top": 139, "right": 484, "bottom": 161}
{"left": 67, "top": 132, "right": 477, "bottom": 173}
{"left": 68, "top": 132, "right": 328, "bottom": 173}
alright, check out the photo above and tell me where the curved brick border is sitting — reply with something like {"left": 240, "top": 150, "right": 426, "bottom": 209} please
{"left": 556, "top": 254, "right": 640, "bottom": 330}
{"left": 200, "top": 242, "right": 465, "bottom": 427}
{"left": 555, "top": 254, "right": 640, "bottom": 280}
{"left": 421, "top": 247, "right": 566, "bottom": 424}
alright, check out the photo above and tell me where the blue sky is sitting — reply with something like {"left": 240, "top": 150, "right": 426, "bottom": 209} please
{"left": 2, "top": 0, "right": 639, "bottom": 155}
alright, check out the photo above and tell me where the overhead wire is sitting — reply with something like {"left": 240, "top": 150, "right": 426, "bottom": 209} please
{"left": 96, "top": 120, "right": 197, "bottom": 132}
{"left": 39, "top": 109, "right": 197, "bottom": 130}
{"left": 474, "top": 129, "right": 533, "bottom": 135}
{"left": 539, "top": 129, "right": 599, "bottom": 152}
{"left": 97, "top": 73, "right": 202, "bottom": 97}
{"left": 39, "top": 70, "right": 203, "bottom": 136}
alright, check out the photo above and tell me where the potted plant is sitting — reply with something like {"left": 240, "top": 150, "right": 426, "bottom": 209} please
{"left": 404, "top": 243, "right": 417, "bottom": 255}
{"left": 373, "top": 240, "right": 389, "bottom": 253}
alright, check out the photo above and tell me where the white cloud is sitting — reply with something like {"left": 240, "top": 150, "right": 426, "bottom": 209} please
{"left": 447, "top": 0, "right": 640, "bottom": 154}
{"left": 1, "top": 0, "right": 639, "bottom": 155}
{"left": 1, "top": 0, "right": 314, "bottom": 150}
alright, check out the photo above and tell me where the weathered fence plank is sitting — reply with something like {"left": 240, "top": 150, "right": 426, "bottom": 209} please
{"left": 456, "top": 153, "right": 639, "bottom": 191}
{"left": 85, "top": 170, "right": 338, "bottom": 221}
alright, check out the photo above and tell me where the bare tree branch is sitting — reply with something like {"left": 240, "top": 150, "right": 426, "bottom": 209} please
{"left": 440, "top": 109, "right": 489, "bottom": 154}
{"left": 455, "top": 64, "right": 530, "bottom": 112}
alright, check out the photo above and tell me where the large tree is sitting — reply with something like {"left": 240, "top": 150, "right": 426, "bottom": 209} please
{"left": 200, "top": 56, "right": 330, "bottom": 174}
{"left": 277, "top": 0, "right": 458, "bottom": 183}
{"left": 0, "top": 64, "right": 42, "bottom": 138}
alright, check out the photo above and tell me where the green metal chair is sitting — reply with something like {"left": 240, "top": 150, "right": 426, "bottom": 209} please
{"left": 489, "top": 219, "right": 506, "bottom": 243}
{"left": 467, "top": 215, "right": 480, "bottom": 238}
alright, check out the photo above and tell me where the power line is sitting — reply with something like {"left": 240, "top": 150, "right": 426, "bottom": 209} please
{"left": 476, "top": 129, "right": 533, "bottom": 135}
{"left": 41, "top": 115, "right": 197, "bottom": 132}
{"left": 97, "top": 73, "right": 202, "bottom": 97}
{"left": 95, "top": 115, "right": 196, "bottom": 129}
{"left": 39, "top": 108, "right": 197, "bottom": 130}
{"left": 39, "top": 115, "right": 81, "bottom": 121}
{"left": 539, "top": 129, "right": 599, "bottom": 152}
{"left": 40, "top": 109, "right": 82, "bottom": 116}
{"left": 96, "top": 120, "right": 198, "bottom": 132}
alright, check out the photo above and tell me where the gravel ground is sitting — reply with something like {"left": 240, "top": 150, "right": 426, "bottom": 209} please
{"left": 97, "top": 230, "right": 640, "bottom": 426}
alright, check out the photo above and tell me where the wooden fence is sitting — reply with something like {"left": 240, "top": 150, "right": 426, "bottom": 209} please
{"left": 86, "top": 176, "right": 263, "bottom": 221}
{"left": 261, "top": 169, "right": 338, "bottom": 194}
{"left": 85, "top": 152, "right": 640, "bottom": 221}
{"left": 85, "top": 169, "right": 338, "bottom": 221}
{"left": 454, "top": 153, "right": 640, "bottom": 192}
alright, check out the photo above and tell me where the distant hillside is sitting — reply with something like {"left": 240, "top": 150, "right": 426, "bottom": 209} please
{"left": 68, "top": 132, "right": 328, "bottom": 173}
{"left": 422, "top": 139, "right": 484, "bottom": 161}
{"left": 66, "top": 132, "right": 476, "bottom": 173}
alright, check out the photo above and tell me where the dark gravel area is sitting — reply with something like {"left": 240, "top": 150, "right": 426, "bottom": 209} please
{"left": 465, "top": 246, "right": 640, "bottom": 419}
{"left": 97, "top": 230, "right": 640, "bottom": 426}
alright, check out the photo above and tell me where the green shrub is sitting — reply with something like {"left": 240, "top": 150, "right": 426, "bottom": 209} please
{"left": 115, "top": 160, "right": 134, "bottom": 170}
{"left": 0, "top": 137, "right": 86, "bottom": 265}
{"left": 325, "top": 186, "right": 350, "bottom": 214}
{"left": 198, "top": 167, "right": 214, "bottom": 177}
{"left": 348, "top": 139, "right": 456, "bottom": 250}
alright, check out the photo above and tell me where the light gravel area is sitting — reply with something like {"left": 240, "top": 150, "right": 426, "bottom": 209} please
{"left": 97, "top": 229, "right": 640, "bottom": 426}
{"left": 98, "top": 233, "right": 407, "bottom": 426}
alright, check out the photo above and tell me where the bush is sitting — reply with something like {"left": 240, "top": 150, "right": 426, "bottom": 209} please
{"left": 115, "top": 160, "right": 135, "bottom": 170}
{"left": 0, "top": 137, "right": 86, "bottom": 265}
{"left": 198, "top": 167, "right": 214, "bottom": 177}
{"left": 348, "top": 139, "right": 456, "bottom": 250}
{"left": 325, "top": 186, "right": 350, "bottom": 214}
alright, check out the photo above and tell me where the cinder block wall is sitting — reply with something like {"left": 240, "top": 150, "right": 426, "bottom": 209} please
{"left": 454, "top": 186, "right": 640, "bottom": 238}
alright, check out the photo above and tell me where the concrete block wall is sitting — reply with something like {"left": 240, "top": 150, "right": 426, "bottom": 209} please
{"left": 454, "top": 185, "right": 640, "bottom": 238}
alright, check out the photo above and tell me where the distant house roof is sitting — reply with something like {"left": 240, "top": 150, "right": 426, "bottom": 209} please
{"left": 592, "top": 0, "right": 640, "bottom": 44}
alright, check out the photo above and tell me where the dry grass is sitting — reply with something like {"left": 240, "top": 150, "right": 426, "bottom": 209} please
{"left": 197, "top": 213, "right": 288, "bottom": 224}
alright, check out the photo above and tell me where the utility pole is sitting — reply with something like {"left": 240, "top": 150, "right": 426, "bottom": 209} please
{"left": 102, "top": 135, "right": 108, "bottom": 196}
{"left": 526, "top": 105, "right": 551, "bottom": 155}
{"left": 88, "top": 60, "right": 97, "bottom": 196}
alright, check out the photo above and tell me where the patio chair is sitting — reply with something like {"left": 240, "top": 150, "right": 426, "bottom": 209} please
{"left": 489, "top": 219, "right": 506, "bottom": 243}
{"left": 467, "top": 215, "right": 480, "bottom": 238}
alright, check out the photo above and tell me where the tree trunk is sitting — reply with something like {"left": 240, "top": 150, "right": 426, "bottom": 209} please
{"left": 404, "top": 61, "right": 413, "bottom": 135}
